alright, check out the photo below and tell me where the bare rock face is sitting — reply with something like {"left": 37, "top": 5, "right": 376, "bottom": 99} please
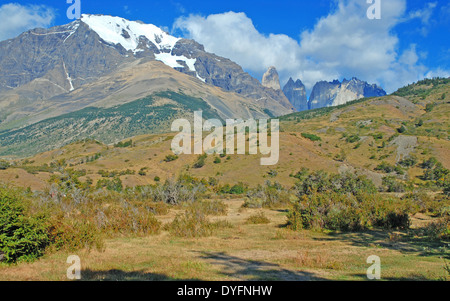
{"left": 283, "top": 78, "right": 308, "bottom": 111}
{"left": 309, "top": 78, "right": 386, "bottom": 109}
{"left": 262, "top": 66, "right": 281, "bottom": 91}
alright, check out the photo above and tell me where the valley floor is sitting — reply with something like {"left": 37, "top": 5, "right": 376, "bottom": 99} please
{"left": 1, "top": 199, "right": 448, "bottom": 281}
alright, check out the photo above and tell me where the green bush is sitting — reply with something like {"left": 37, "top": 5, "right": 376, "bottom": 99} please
{"left": 114, "top": 140, "right": 133, "bottom": 148}
{"left": 0, "top": 160, "right": 10, "bottom": 170}
{"left": 345, "top": 135, "right": 361, "bottom": 143}
{"left": 96, "top": 177, "right": 123, "bottom": 192}
{"left": 164, "top": 154, "right": 179, "bottom": 162}
{"left": 219, "top": 182, "right": 248, "bottom": 195}
{"left": 0, "top": 188, "right": 49, "bottom": 263}
{"left": 301, "top": 133, "right": 321, "bottom": 142}
{"left": 399, "top": 156, "right": 418, "bottom": 168}
{"left": 397, "top": 125, "right": 407, "bottom": 133}
{"left": 382, "top": 176, "right": 406, "bottom": 193}
{"left": 375, "top": 162, "right": 395, "bottom": 173}
{"left": 287, "top": 192, "right": 411, "bottom": 232}
{"left": 193, "top": 154, "right": 207, "bottom": 169}
{"left": 295, "top": 171, "right": 377, "bottom": 197}
{"left": 245, "top": 181, "right": 291, "bottom": 208}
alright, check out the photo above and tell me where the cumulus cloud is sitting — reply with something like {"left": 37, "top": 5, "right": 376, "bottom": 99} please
{"left": 0, "top": 3, "right": 55, "bottom": 42}
{"left": 174, "top": 0, "right": 448, "bottom": 94}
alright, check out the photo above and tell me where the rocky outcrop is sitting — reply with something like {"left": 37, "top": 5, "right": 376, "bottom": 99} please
{"left": 172, "top": 41, "right": 293, "bottom": 115}
{"left": 262, "top": 66, "right": 281, "bottom": 91}
{"left": 283, "top": 78, "right": 308, "bottom": 111}
{"left": 309, "top": 78, "right": 386, "bottom": 109}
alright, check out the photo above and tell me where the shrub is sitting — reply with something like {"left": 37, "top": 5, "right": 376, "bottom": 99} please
{"left": 246, "top": 212, "right": 270, "bottom": 224}
{"left": 295, "top": 171, "right": 377, "bottom": 197}
{"left": 193, "top": 154, "right": 207, "bottom": 169}
{"left": 397, "top": 125, "right": 407, "bottom": 133}
{"left": 188, "top": 200, "right": 228, "bottom": 216}
{"left": 152, "top": 178, "right": 205, "bottom": 205}
{"left": 422, "top": 161, "right": 449, "bottom": 187}
{"left": 245, "top": 181, "right": 291, "bottom": 208}
{"left": 48, "top": 219, "right": 104, "bottom": 252}
{"left": 346, "top": 135, "right": 361, "bottom": 143}
{"left": 334, "top": 149, "right": 347, "bottom": 162}
{"left": 0, "top": 188, "right": 49, "bottom": 263}
{"left": 213, "top": 157, "right": 221, "bottom": 164}
{"left": 421, "top": 157, "right": 439, "bottom": 169}
{"left": 164, "top": 154, "right": 179, "bottom": 162}
{"left": 114, "top": 139, "right": 133, "bottom": 148}
{"left": 382, "top": 176, "right": 406, "bottom": 193}
{"left": 287, "top": 192, "right": 411, "bottom": 232}
{"left": 218, "top": 182, "right": 248, "bottom": 195}
{"left": 402, "top": 192, "right": 447, "bottom": 216}
{"left": 291, "top": 168, "right": 310, "bottom": 182}
{"left": 375, "top": 212, "right": 410, "bottom": 230}
{"left": 0, "top": 160, "right": 10, "bottom": 170}
{"left": 370, "top": 133, "right": 384, "bottom": 140}
{"left": 425, "top": 103, "right": 435, "bottom": 112}
{"left": 165, "top": 207, "right": 213, "bottom": 238}
{"left": 375, "top": 162, "right": 395, "bottom": 173}
{"left": 399, "top": 156, "right": 418, "bottom": 168}
{"left": 267, "top": 170, "right": 278, "bottom": 178}
{"left": 96, "top": 177, "right": 123, "bottom": 192}
{"left": 414, "top": 216, "right": 450, "bottom": 241}
{"left": 301, "top": 133, "right": 321, "bottom": 142}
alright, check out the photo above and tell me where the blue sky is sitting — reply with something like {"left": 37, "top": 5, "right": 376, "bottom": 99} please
{"left": 0, "top": 0, "right": 449, "bottom": 93}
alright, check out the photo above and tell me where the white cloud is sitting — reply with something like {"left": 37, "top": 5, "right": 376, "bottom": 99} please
{"left": 173, "top": 0, "right": 448, "bottom": 94}
{"left": 404, "top": 2, "right": 437, "bottom": 36}
{"left": 0, "top": 3, "right": 55, "bottom": 42}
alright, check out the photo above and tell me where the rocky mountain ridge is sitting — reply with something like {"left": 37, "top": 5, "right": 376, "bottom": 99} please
{"left": 0, "top": 14, "right": 294, "bottom": 132}
{"left": 258, "top": 66, "right": 386, "bottom": 112}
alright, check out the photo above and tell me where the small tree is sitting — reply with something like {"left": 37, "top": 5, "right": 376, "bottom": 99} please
{"left": 0, "top": 161, "right": 10, "bottom": 170}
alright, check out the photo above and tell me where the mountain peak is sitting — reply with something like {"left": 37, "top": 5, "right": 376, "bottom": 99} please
{"left": 283, "top": 77, "right": 307, "bottom": 111}
{"left": 262, "top": 66, "right": 281, "bottom": 90}
{"left": 80, "top": 14, "right": 180, "bottom": 53}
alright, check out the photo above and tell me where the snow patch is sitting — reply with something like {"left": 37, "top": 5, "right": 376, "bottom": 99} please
{"left": 154, "top": 54, "right": 196, "bottom": 72}
{"left": 63, "top": 23, "right": 79, "bottom": 43}
{"left": 81, "top": 14, "right": 179, "bottom": 52}
{"left": 196, "top": 74, "right": 206, "bottom": 82}
{"left": 81, "top": 15, "right": 201, "bottom": 77}
{"left": 63, "top": 62, "right": 74, "bottom": 92}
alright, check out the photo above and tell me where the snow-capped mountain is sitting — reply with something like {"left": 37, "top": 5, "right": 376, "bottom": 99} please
{"left": 0, "top": 14, "right": 294, "bottom": 134}
{"left": 81, "top": 15, "right": 179, "bottom": 53}
{"left": 80, "top": 15, "right": 199, "bottom": 79}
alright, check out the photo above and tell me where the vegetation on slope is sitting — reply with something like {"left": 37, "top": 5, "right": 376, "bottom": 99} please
{"left": 0, "top": 91, "right": 222, "bottom": 157}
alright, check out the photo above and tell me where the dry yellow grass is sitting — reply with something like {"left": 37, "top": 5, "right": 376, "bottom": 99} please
{"left": 0, "top": 199, "right": 447, "bottom": 281}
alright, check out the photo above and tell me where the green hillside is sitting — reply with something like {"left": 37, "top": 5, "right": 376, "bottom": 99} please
{"left": 0, "top": 91, "right": 221, "bottom": 157}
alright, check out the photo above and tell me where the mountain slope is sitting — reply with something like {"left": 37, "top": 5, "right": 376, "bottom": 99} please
{"left": 0, "top": 91, "right": 224, "bottom": 157}
{"left": 1, "top": 78, "right": 447, "bottom": 190}
{"left": 0, "top": 14, "right": 293, "bottom": 134}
